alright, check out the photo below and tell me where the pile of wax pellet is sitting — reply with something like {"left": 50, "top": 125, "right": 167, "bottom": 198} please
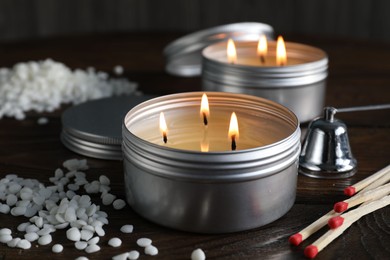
{"left": 0, "top": 158, "right": 206, "bottom": 259}
{"left": 0, "top": 59, "right": 138, "bottom": 120}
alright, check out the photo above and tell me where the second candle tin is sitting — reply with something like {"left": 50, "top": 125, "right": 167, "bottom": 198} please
{"left": 201, "top": 41, "right": 328, "bottom": 123}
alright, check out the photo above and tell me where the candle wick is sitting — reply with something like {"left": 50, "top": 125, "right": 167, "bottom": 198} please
{"left": 163, "top": 133, "right": 167, "bottom": 144}
{"left": 260, "top": 55, "right": 266, "bottom": 64}
{"left": 231, "top": 135, "right": 236, "bottom": 151}
{"left": 203, "top": 112, "right": 208, "bottom": 126}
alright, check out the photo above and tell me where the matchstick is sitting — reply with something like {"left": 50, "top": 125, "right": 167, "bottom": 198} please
{"left": 290, "top": 166, "right": 390, "bottom": 247}
{"left": 288, "top": 210, "right": 340, "bottom": 246}
{"left": 334, "top": 182, "right": 390, "bottom": 213}
{"left": 289, "top": 181, "right": 390, "bottom": 245}
{"left": 305, "top": 195, "right": 390, "bottom": 258}
{"left": 360, "top": 171, "right": 390, "bottom": 193}
{"left": 344, "top": 164, "right": 390, "bottom": 196}
{"left": 329, "top": 194, "right": 390, "bottom": 229}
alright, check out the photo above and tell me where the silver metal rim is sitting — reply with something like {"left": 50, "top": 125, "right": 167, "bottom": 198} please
{"left": 122, "top": 92, "right": 300, "bottom": 181}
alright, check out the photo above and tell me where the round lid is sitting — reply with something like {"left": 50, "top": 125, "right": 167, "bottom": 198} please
{"left": 163, "top": 22, "right": 274, "bottom": 77}
{"left": 61, "top": 95, "right": 154, "bottom": 160}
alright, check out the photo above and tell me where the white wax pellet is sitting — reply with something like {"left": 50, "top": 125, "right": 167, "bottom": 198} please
{"left": 80, "top": 230, "right": 93, "bottom": 241}
{"left": 38, "top": 234, "right": 52, "bottom": 245}
{"left": 54, "top": 168, "right": 64, "bottom": 178}
{"left": 67, "top": 227, "right": 81, "bottom": 241}
{"left": 112, "top": 252, "right": 129, "bottom": 260}
{"left": 82, "top": 225, "right": 94, "bottom": 233}
{"left": 87, "top": 236, "right": 99, "bottom": 245}
{"left": 26, "top": 224, "right": 40, "bottom": 233}
{"left": 78, "top": 195, "right": 91, "bottom": 206}
{"left": 99, "top": 175, "right": 110, "bottom": 186}
{"left": 99, "top": 184, "right": 111, "bottom": 194}
{"left": 66, "top": 190, "right": 76, "bottom": 199}
{"left": 96, "top": 210, "right": 108, "bottom": 218}
{"left": 113, "top": 65, "right": 124, "bottom": 75}
{"left": 37, "top": 117, "right": 49, "bottom": 125}
{"left": 136, "top": 238, "right": 152, "bottom": 247}
{"left": 144, "top": 245, "right": 158, "bottom": 256}
{"left": 37, "top": 227, "right": 54, "bottom": 236}
{"left": 71, "top": 221, "right": 85, "bottom": 229}
{"left": 55, "top": 223, "right": 69, "bottom": 229}
{"left": 75, "top": 241, "right": 88, "bottom": 250}
{"left": 24, "top": 232, "right": 39, "bottom": 242}
{"left": 63, "top": 159, "right": 81, "bottom": 171}
{"left": 33, "top": 195, "right": 45, "bottom": 205}
{"left": 65, "top": 207, "right": 77, "bottom": 222}
{"left": 86, "top": 204, "right": 97, "bottom": 216}
{"left": 0, "top": 228, "right": 12, "bottom": 235}
{"left": 68, "top": 183, "right": 80, "bottom": 191}
{"left": 120, "top": 224, "right": 133, "bottom": 233}
{"left": 102, "top": 193, "right": 116, "bottom": 205}
{"left": 55, "top": 213, "right": 66, "bottom": 223}
{"left": 113, "top": 199, "right": 126, "bottom": 210}
{"left": 0, "top": 204, "right": 10, "bottom": 214}
{"left": 75, "top": 257, "right": 89, "bottom": 260}
{"left": 108, "top": 237, "right": 122, "bottom": 247}
{"left": 58, "top": 201, "right": 68, "bottom": 214}
{"left": 191, "top": 248, "right": 206, "bottom": 260}
{"left": 95, "top": 225, "right": 105, "bottom": 237}
{"left": 74, "top": 171, "right": 86, "bottom": 179}
{"left": 5, "top": 174, "right": 18, "bottom": 180}
{"left": 85, "top": 244, "right": 100, "bottom": 253}
{"left": 35, "top": 216, "right": 44, "bottom": 228}
{"left": 128, "top": 250, "right": 140, "bottom": 260}
{"left": 16, "top": 200, "right": 30, "bottom": 207}
{"left": 17, "top": 239, "right": 31, "bottom": 249}
{"left": 8, "top": 183, "right": 21, "bottom": 193}
{"left": 20, "top": 191, "right": 33, "bottom": 200}
{"left": 27, "top": 204, "right": 41, "bottom": 217}
{"left": 7, "top": 238, "right": 21, "bottom": 248}
{"left": 0, "top": 234, "right": 13, "bottom": 243}
{"left": 77, "top": 159, "right": 89, "bottom": 170}
{"left": 6, "top": 194, "right": 18, "bottom": 206}
{"left": 52, "top": 244, "right": 64, "bottom": 253}
{"left": 11, "top": 206, "right": 27, "bottom": 216}
{"left": 97, "top": 217, "right": 108, "bottom": 225}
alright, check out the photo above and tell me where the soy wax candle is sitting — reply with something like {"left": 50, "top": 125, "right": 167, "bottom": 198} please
{"left": 202, "top": 37, "right": 328, "bottom": 123}
{"left": 122, "top": 92, "right": 301, "bottom": 233}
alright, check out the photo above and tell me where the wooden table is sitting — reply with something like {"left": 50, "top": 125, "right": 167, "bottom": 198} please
{"left": 0, "top": 33, "right": 389, "bottom": 259}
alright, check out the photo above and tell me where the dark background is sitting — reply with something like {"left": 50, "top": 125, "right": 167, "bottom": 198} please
{"left": 0, "top": 0, "right": 389, "bottom": 42}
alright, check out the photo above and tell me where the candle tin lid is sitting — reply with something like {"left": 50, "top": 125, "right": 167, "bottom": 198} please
{"left": 61, "top": 94, "right": 153, "bottom": 160}
{"left": 163, "top": 22, "right": 274, "bottom": 77}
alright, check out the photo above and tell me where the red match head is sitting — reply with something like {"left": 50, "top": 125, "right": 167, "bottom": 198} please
{"left": 334, "top": 201, "right": 349, "bottom": 213}
{"left": 328, "top": 216, "right": 345, "bottom": 229}
{"left": 304, "top": 245, "right": 318, "bottom": 259}
{"left": 344, "top": 186, "right": 356, "bottom": 196}
{"left": 289, "top": 233, "right": 302, "bottom": 246}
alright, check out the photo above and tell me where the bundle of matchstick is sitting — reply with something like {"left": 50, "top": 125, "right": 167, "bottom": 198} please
{"left": 289, "top": 164, "right": 390, "bottom": 259}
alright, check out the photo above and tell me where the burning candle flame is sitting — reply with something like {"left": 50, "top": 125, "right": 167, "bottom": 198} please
{"left": 228, "top": 112, "right": 239, "bottom": 150}
{"left": 200, "top": 141, "right": 209, "bottom": 152}
{"left": 200, "top": 93, "right": 209, "bottom": 126}
{"left": 227, "top": 38, "right": 237, "bottom": 64}
{"left": 159, "top": 112, "right": 168, "bottom": 143}
{"left": 257, "top": 35, "right": 268, "bottom": 63}
{"left": 276, "top": 35, "right": 287, "bottom": 66}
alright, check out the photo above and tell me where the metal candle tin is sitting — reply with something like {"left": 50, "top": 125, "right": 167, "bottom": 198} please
{"left": 122, "top": 92, "right": 300, "bottom": 233}
{"left": 202, "top": 41, "right": 328, "bottom": 123}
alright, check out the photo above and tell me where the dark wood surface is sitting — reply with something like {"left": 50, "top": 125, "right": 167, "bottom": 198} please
{"left": 0, "top": 33, "right": 389, "bottom": 259}
{"left": 2, "top": 1, "right": 390, "bottom": 42}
